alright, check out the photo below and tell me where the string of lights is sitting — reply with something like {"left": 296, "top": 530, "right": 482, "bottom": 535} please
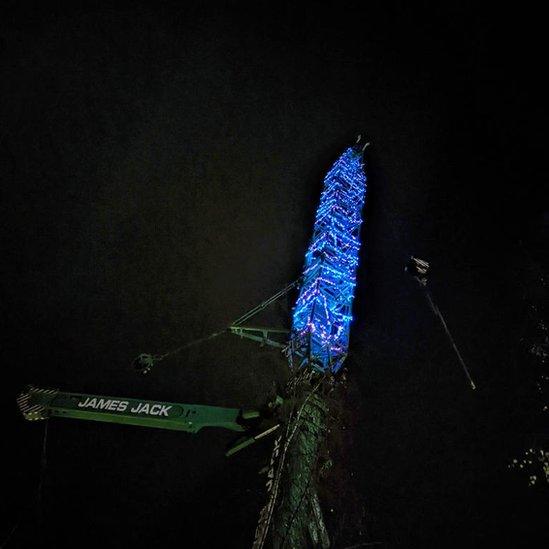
{"left": 291, "top": 145, "right": 367, "bottom": 372}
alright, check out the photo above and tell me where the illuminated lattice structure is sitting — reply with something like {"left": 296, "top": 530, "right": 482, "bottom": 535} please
{"left": 290, "top": 146, "right": 367, "bottom": 373}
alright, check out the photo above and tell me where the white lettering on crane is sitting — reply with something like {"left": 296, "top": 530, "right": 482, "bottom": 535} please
{"left": 77, "top": 397, "right": 171, "bottom": 416}
{"left": 159, "top": 405, "right": 171, "bottom": 416}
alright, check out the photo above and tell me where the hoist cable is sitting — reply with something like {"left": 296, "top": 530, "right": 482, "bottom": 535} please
{"left": 424, "top": 289, "right": 476, "bottom": 390}
{"left": 379, "top": 163, "right": 476, "bottom": 391}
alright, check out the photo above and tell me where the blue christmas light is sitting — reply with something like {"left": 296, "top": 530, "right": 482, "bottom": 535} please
{"left": 291, "top": 146, "right": 367, "bottom": 372}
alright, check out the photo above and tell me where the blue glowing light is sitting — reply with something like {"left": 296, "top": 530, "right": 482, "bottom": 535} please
{"left": 291, "top": 146, "right": 367, "bottom": 373}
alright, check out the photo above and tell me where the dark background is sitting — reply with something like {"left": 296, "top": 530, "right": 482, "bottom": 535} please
{"left": 1, "top": 1, "right": 547, "bottom": 547}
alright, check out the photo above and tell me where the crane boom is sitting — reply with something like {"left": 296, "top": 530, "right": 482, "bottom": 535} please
{"left": 17, "top": 386, "right": 247, "bottom": 434}
{"left": 291, "top": 145, "right": 367, "bottom": 372}
{"left": 254, "top": 141, "right": 369, "bottom": 549}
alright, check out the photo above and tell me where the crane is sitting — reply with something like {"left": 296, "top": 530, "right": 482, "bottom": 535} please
{"left": 18, "top": 139, "right": 369, "bottom": 547}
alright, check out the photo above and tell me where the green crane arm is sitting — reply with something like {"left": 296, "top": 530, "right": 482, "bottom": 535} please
{"left": 17, "top": 386, "right": 249, "bottom": 434}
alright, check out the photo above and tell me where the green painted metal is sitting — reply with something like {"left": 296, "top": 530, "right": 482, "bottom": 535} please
{"left": 252, "top": 374, "right": 330, "bottom": 549}
{"left": 17, "top": 386, "right": 245, "bottom": 434}
{"left": 229, "top": 325, "right": 290, "bottom": 349}
{"left": 272, "top": 389, "right": 329, "bottom": 548}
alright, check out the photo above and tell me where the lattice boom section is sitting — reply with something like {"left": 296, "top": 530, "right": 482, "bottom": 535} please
{"left": 291, "top": 146, "right": 367, "bottom": 372}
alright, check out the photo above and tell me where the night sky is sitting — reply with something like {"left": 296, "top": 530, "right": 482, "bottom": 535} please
{"left": 1, "top": 2, "right": 547, "bottom": 548}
